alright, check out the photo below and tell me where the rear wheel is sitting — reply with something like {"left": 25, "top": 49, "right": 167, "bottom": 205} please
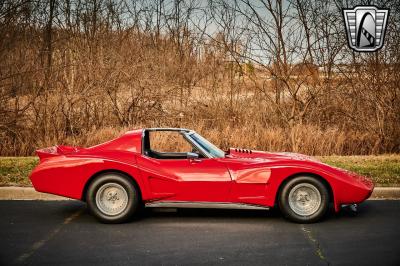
{"left": 279, "top": 176, "right": 329, "bottom": 223}
{"left": 86, "top": 172, "right": 139, "bottom": 223}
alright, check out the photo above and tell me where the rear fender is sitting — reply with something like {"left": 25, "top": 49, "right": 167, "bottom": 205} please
{"left": 29, "top": 154, "right": 149, "bottom": 200}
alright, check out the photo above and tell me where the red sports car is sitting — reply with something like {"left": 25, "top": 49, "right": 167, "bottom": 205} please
{"left": 29, "top": 128, "right": 374, "bottom": 223}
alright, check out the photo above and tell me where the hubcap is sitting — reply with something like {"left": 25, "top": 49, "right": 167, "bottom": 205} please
{"left": 95, "top": 182, "right": 129, "bottom": 216}
{"left": 288, "top": 183, "right": 321, "bottom": 216}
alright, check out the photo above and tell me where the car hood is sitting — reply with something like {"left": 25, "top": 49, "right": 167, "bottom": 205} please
{"left": 226, "top": 148, "right": 319, "bottom": 163}
{"left": 224, "top": 148, "right": 374, "bottom": 194}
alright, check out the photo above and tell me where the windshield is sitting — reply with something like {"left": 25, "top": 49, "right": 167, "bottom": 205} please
{"left": 188, "top": 132, "right": 225, "bottom": 158}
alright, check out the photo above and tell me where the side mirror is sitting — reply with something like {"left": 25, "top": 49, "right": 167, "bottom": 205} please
{"left": 187, "top": 152, "right": 199, "bottom": 159}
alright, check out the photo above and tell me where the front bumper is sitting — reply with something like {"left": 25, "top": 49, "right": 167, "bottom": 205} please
{"left": 332, "top": 168, "right": 374, "bottom": 212}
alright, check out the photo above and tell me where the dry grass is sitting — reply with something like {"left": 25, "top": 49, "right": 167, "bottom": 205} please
{"left": 31, "top": 124, "right": 387, "bottom": 156}
{"left": 181, "top": 123, "right": 381, "bottom": 156}
{"left": 39, "top": 124, "right": 378, "bottom": 156}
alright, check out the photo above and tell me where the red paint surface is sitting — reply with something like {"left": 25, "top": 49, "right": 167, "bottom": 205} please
{"left": 30, "top": 129, "right": 374, "bottom": 211}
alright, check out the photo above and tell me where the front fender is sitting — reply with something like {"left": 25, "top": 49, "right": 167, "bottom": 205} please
{"left": 265, "top": 163, "right": 373, "bottom": 212}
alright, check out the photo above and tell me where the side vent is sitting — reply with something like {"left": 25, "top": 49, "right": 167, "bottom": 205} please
{"left": 234, "top": 148, "right": 253, "bottom": 154}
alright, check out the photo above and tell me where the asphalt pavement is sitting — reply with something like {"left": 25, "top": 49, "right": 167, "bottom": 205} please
{"left": 0, "top": 200, "right": 399, "bottom": 265}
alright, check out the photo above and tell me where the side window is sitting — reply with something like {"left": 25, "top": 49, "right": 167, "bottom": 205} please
{"left": 150, "top": 131, "right": 193, "bottom": 153}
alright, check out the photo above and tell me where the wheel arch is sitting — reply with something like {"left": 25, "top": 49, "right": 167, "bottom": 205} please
{"left": 81, "top": 169, "right": 142, "bottom": 202}
{"left": 274, "top": 172, "right": 334, "bottom": 207}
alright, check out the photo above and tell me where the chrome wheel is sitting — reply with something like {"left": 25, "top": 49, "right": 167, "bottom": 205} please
{"left": 95, "top": 182, "right": 129, "bottom": 216}
{"left": 288, "top": 183, "right": 322, "bottom": 216}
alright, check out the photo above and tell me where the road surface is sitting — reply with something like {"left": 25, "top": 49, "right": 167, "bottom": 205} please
{"left": 0, "top": 200, "right": 399, "bottom": 265}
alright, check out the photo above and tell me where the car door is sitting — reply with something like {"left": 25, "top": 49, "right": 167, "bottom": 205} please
{"left": 137, "top": 155, "right": 232, "bottom": 202}
{"left": 137, "top": 129, "right": 232, "bottom": 202}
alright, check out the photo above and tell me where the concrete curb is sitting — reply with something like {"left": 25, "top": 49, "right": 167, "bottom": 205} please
{"left": 0, "top": 187, "right": 71, "bottom": 200}
{"left": 0, "top": 186, "right": 399, "bottom": 201}
{"left": 371, "top": 187, "right": 400, "bottom": 200}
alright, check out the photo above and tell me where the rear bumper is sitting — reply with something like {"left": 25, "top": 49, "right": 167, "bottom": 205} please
{"left": 29, "top": 165, "right": 83, "bottom": 200}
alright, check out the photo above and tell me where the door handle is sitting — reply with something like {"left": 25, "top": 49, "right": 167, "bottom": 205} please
{"left": 190, "top": 158, "right": 202, "bottom": 163}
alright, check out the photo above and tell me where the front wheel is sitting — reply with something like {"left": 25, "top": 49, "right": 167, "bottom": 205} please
{"left": 86, "top": 172, "right": 140, "bottom": 223}
{"left": 279, "top": 176, "right": 330, "bottom": 223}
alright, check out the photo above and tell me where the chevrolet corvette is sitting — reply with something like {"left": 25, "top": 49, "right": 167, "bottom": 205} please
{"left": 29, "top": 128, "right": 374, "bottom": 223}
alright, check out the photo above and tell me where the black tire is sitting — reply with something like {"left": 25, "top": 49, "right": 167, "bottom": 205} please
{"left": 86, "top": 172, "right": 140, "bottom": 223}
{"left": 278, "top": 176, "right": 329, "bottom": 223}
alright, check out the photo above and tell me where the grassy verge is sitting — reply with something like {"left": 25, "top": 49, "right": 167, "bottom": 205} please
{"left": 0, "top": 157, "right": 38, "bottom": 187}
{"left": 0, "top": 155, "right": 399, "bottom": 187}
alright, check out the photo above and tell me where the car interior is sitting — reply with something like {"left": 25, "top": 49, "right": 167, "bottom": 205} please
{"left": 142, "top": 130, "right": 204, "bottom": 159}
